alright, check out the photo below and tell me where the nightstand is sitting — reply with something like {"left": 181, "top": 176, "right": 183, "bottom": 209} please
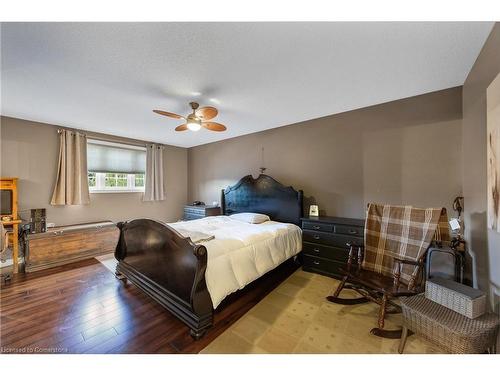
{"left": 301, "top": 216, "right": 364, "bottom": 279}
{"left": 183, "top": 205, "right": 221, "bottom": 221}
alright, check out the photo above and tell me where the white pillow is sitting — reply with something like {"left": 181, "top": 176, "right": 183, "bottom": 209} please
{"left": 230, "top": 212, "right": 270, "bottom": 224}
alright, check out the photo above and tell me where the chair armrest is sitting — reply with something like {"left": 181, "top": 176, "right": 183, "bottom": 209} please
{"left": 392, "top": 255, "right": 425, "bottom": 290}
{"left": 392, "top": 256, "right": 423, "bottom": 267}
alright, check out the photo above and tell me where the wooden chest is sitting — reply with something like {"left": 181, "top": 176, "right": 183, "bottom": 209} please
{"left": 301, "top": 216, "right": 364, "bottom": 279}
{"left": 183, "top": 205, "right": 221, "bottom": 221}
{"left": 25, "top": 221, "right": 119, "bottom": 272}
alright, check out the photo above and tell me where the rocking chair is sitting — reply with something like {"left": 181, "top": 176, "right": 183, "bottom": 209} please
{"left": 326, "top": 203, "right": 450, "bottom": 339}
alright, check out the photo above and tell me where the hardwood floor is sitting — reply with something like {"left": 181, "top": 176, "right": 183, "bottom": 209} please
{"left": 0, "top": 258, "right": 297, "bottom": 354}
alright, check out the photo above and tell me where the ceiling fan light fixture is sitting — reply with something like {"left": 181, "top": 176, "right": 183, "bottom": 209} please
{"left": 186, "top": 115, "right": 202, "bottom": 131}
{"left": 187, "top": 122, "right": 201, "bottom": 132}
{"left": 153, "top": 101, "right": 226, "bottom": 132}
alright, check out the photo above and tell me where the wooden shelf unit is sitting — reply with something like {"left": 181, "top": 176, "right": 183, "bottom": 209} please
{"left": 1, "top": 177, "right": 20, "bottom": 273}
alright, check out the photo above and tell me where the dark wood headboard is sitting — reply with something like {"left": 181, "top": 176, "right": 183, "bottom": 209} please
{"left": 221, "top": 174, "right": 303, "bottom": 225}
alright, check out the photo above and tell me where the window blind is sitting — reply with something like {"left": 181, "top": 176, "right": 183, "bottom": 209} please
{"left": 87, "top": 140, "right": 146, "bottom": 174}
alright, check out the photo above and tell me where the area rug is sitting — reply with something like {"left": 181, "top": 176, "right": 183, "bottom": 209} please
{"left": 200, "top": 269, "right": 443, "bottom": 354}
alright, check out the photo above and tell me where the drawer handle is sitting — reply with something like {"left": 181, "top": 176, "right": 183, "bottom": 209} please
{"left": 313, "top": 235, "right": 320, "bottom": 240}
{"left": 313, "top": 248, "right": 320, "bottom": 253}
{"left": 313, "top": 260, "right": 320, "bottom": 265}
{"left": 52, "top": 230, "right": 63, "bottom": 235}
{"left": 349, "top": 229, "right": 358, "bottom": 234}
{"left": 312, "top": 225, "right": 321, "bottom": 230}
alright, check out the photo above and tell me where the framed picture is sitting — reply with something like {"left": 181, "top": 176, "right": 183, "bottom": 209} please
{"left": 487, "top": 72, "right": 500, "bottom": 232}
{"left": 309, "top": 205, "right": 319, "bottom": 217}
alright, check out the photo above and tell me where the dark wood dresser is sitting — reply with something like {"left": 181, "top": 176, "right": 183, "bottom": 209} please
{"left": 183, "top": 205, "right": 221, "bottom": 221}
{"left": 301, "top": 216, "right": 364, "bottom": 279}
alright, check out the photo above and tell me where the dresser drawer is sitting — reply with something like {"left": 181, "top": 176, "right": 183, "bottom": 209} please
{"left": 302, "top": 221, "right": 334, "bottom": 232}
{"left": 334, "top": 224, "right": 363, "bottom": 237}
{"left": 302, "top": 255, "right": 345, "bottom": 277}
{"left": 184, "top": 205, "right": 220, "bottom": 221}
{"left": 184, "top": 213, "right": 204, "bottom": 221}
{"left": 303, "top": 230, "right": 363, "bottom": 248}
{"left": 302, "top": 242, "right": 349, "bottom": 262}
{"left": 184, "top": 207, "right": 204, "bottom": 215}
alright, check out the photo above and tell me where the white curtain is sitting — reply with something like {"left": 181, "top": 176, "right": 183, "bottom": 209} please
{"left": 50, "top": 130, "right": 90, "bottom": 205}
{"left": 143, "top": 144, "right": 166, "bottom": 201}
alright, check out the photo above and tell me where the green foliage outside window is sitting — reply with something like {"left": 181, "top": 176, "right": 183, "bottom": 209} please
{"left": 88, "top": 172, "right": 96, "bottom": 187}
{"left": 135, "top": 174, "right": 145, "bottom": 187}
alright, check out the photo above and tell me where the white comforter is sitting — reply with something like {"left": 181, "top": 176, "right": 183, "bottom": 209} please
{"left": 169, "top": 216, "right": 302, "bottom": 309}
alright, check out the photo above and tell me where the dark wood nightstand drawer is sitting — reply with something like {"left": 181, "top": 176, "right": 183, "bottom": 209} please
{"left": 302, "top": 255, "right": 345, "bottom": 277}
{"left": 302, "top": 221, "right": 334, "bottom": 232}
{"left": 303, "top": 230, "right": 363, "bottom": 248}
{"left": 184, "top": 213, "right": 204, "bottom": 221}
{"left": 302, "top": 242, "right": 349, "bottom": 262}
{"left": 183, "top": 205, "right": 220, "bottom": 221}
{"left": 335, "top": 224, "right": 363, "bottom": 237}
{"left": 184, "top": 207, "right": 203, "bottom": 214}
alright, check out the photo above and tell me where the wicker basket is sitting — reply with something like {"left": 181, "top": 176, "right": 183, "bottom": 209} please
{"left": 401, "top": 294, "right": 499, "bottom": 354}
{"left": 425, "top": 278, "right": 486, "bottom": 319}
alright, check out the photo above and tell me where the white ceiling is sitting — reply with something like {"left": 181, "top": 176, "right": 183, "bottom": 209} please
{"left": 1, "top": 22, "right": 494, "bottom": 147}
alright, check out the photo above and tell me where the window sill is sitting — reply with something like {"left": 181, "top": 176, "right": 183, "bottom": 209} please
{"left": 90, "top": 189, "right": 145, "bottom": 194}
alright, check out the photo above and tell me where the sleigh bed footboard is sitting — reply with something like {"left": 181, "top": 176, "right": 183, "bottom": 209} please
{"left": 114, "top": 218, "right": 213, "bottom": 339}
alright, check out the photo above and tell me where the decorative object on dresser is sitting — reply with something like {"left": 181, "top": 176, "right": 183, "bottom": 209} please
{"left": 25, "top": 221, "right": 119, "bottom": 272}
{"left": 308, "top": 205, "right": 319, "bottom": 217}
{"left": 30, "top": 208, "right": 47, "bottom": 234}
{"left": 399, "top": 294, "right": 499, "bottom": 354}
{"left": 183, "top": 204, "right": 221, "bottom": 221}
{"left": 327, "top": 203, "right": 450, "bottom": 339}
{"left": 301, "top": 216, "right": 364, "bottom": 279}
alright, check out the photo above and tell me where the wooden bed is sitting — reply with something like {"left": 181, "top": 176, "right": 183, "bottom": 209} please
{"left": 114, "top": 174, "right": 303, "bottom": 339}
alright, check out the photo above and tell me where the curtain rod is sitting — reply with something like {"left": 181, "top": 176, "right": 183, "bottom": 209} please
{"left": 57, "top": 128, "right": 149, "bottom": 148}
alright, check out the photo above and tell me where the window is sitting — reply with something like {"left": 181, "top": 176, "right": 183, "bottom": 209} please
{"left": 87, "top": 140, "right": 146, "bottom": 193}
{"left": 87, "top": 172, "right": 146, "bottom": 192}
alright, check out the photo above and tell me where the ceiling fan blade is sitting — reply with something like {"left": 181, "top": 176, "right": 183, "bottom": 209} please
{"left": 196, "top": 106, "right": 218, "bottom": 120}
{"left": 175, "top": 124, "right": 188, "bottom": 131}
{"left": 153, "top": 110, "right": 185, "bottom": 120}
{"left": 202, "top": 122, "right": 227, "bottom": 132}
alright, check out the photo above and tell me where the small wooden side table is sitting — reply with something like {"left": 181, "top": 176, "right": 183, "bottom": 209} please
{"left": 2, "top": 219, "right": 22, "bottom": 274}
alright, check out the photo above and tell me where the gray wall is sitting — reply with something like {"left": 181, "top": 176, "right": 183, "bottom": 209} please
{"left": 462, "top": 23, "right": 500, "bottom": 311}
{"left": 188, "top": 87, "right": 463, "bottom": 219}
{"left": 0, "top": 116, "right": 188, "bottom": 226}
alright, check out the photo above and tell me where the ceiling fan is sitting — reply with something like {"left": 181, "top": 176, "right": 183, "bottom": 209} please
{"left": 153, "top": 102, "right": 227, "bottom": 132}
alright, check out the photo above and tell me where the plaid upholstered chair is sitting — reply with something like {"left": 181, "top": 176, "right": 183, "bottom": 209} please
{"left": 327, "top": 203, "right": 450, "bottom": 338}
